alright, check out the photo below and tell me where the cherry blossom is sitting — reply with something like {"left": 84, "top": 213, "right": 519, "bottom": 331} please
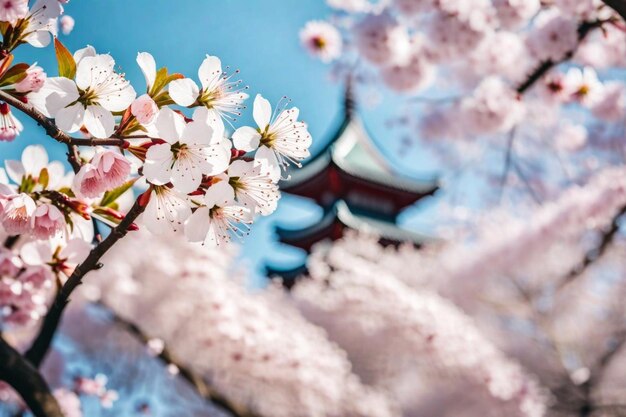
{"left": 13, "top": 64, "right": 46, "bottom": 93}
{"left": 36, "top": 48, "right": 136, "bottom": 138}
{"left": 130, "top": 93, "right": 158, "bottom": 125}
{"left": 168, "top": 55, "right": 248, "bottom": 129}
{"left": 143, "top": 107, "right": 230, "bottom": 194}
{"left": 59, "top": 14, "right": 74, "bottom": 35}
{"left": 0, "top": 0, "right": 28, "bottom": 25}
{"left": 141, "top": 185, "right": 191, "bottom": 236}
{"left": 299, "top": 20, "right": 342, "bottom": 63}
{"left": 30, "top": 203, "right": 65, "bottom": 239}
{"left": 232, "top": 94, "right": 312, "bottom": 182}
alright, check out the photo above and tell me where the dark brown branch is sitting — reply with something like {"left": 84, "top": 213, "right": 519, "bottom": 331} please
{"left": 558, "top": 205, "right": 626, "bottom": 289}
{"left": 25, "top": 198, "right": 146, "bottom": 368}
{"left": 0, "top": 336, "right": 64, "bottom": 417}
{"left": 602, "top": 0, "right": 626, "bottom": 22}
{"left": 0, "top": 90, "right": 126, "bottom": 148}
{"left": 516, "top": 20, "right": 605, "bottom": 94}
{"left": 104, "top": 304, "right": 257, "bottom": 417}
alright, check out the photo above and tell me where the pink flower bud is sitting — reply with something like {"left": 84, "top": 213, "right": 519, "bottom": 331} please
{"left": 131, "top": 94, "right": 158, "bottom": 125}
{"left": 1, "top": 193, "right": 36, "bottom": 235}
{"left": 0, "top": 103, "right": 23, "bottom": 142}
{"left": 60, "top": 15, "right": 75, "bottom": 35}
{"left": 14, "top": 65, "right": 46, "bottom": 93}
{"left": 31, "top": 203, "right": 66, "bottom": 239}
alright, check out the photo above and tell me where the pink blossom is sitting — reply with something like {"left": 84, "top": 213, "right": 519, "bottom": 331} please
{"left": 72, "top": 163, "right": 103, "bottom": 199}
{"left": 354, "top": 12, "right": 411, "bottom": 66}
{"left": 130, "top": 93, "right": 158, "bottom": 125}
{"left": 59, "top": 14, "right": 74, "bottom": 35}
{"left": 380, "top": 48, "right": 435, "bottom": 93}
{"left": 72, "top": 151, "right": 131, "bottom": 198}
{"left": 1, "top": 193, "right": 36, "bottom": 235}
{"left": 591, "top": 82, "right": 626, "bottom": 121}
{"left": 0, "top": 247, "right": 21, "bottom": 276}
{"left": 299, "top": 20, "right": 342, "bottom": 63}
{"left": 526, "top": 11, "right": 578, "bottom": 62}
{"left": 460, "top": 76, "right": 525, "bottom": 135}
{"left": 0, "top": 0, "right": 28, "bottom": 25}
{"left": 493, "top": 0, "right": 540, "bottom": 30}
{"left": 92, "top": 150, "right": 131, "bottom": 191}
{"left": 31, "top": 203, "right": 65, "bottom": 239}
{"left": 14, "top": 65, "right": 46, "bottom": 93}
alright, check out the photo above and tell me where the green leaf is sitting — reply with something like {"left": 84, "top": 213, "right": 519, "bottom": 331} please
{"left": 0, "top": 62, "right": 29, "bottom": 87}
{"left": 149, "top": 68, "right": 184, "bottom": 97}
{"left": 38, "top": 167, "right": 49, "bottom": 189}
{"left": 54, "top": 38, "right": 76, "bottom": 79}
{"left": 100, "top": 179, "right": 136, "bottom": 208}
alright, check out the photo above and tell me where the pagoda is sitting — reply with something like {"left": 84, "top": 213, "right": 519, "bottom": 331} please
{"left": 266, "top": 81, "right": 439, "bottom": 281}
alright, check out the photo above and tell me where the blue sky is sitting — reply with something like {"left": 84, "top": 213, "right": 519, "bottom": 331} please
{"left": 3, "top": 0, "right": 442, "bottom": 284}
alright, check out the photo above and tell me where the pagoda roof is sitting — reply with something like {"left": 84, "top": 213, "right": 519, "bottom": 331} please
{"left": 275, "top": 200, "right": 434, "bottom": 252}
{"left": 284, "top": 112, "right": 439, "bottom": 196}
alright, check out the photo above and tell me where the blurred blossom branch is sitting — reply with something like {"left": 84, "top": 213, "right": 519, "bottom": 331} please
{"left": 104, "top": 303, "right": 257, "bottom": 417}
{"left": 25, "top": 198, "right": 147, "bottom": 368}
{"left": 0, "top": 336, "right": 64, "bottom": 417}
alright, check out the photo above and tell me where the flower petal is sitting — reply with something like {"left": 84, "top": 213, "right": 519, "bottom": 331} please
{"left": 137, "top": 52, "right": 157, "bottom": 89}
{"left": 169, "top": 78, "right": 199, "bottom": 107}
{"left": 184, "top": 206, "right": 211, "bottom": 243}
{"left": 180, "top": 120, "right": 213, "bottom": 146}
{"left": 254, "top": 145, "right": 281, "bottom": 182}
{"left": 153, "top": 107, "right": 185, "bottom": 143}
{"left": 83, "top": 105, "right": 115, "bottom": 138}
{"left": 55, "top": 102, "right": 85, "bottom": 133}
{"left": 73, "top": 45, "right": 96, "bottom": 64}
{"left": 204, "top": 179, "right": 235, "bottom": 207}
{"left": 143, "top": 144, "right": 173, "bottom": 185}
{"left": 232, "top": 126, "right": 261, "bottom": 152}
{"left": 22, "top": 145, "right": 48, "bottom": 175}
{"left": 198, "top": 55, "right": 222, "bottom": 90}
{"left": 253, "top": 94, "right": 272, "bottom": 129}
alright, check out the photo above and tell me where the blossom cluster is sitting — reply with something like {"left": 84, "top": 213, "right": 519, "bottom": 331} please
{"left": 87, "top": 230, "right": 395, "bottom": 417}
{"left": 292, "top": 235, "right": 547, "bottom": 417}
{"left": 0, "top": 2, "right": 312, "bottom": 338}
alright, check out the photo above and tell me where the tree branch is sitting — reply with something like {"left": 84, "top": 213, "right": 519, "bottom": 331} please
{"left": 558, "top": 205, "right": 626, "bottom": 289}
{"left": 516, "top": 20, "right": 604, "bottom": 94}
{"left": 0, "top": 336, "right": 64, "bottom": 417}
{"left": 102, "top": 304, "right": 257, "bottom": 417}
{"left": 25, "top": 198, "right": 147, "bottom": 368}
{"left": 602, "top": 0, "right": 626, "bottom": 22}
{"left": 0, "top": 90, "right": 126, "bottom": 148}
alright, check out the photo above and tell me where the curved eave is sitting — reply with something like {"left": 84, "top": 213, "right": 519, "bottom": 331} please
{"left": 335, "top": 201, "right": 435, "bottom": 246}
{"left": 276, "top": 200, "right": 435, "bottom": 247}
{"left": 332, "top": 155, "right": 440, "bottom": 197}
{"left": 276, "top": 206, "right": 338, "bottom": 242}
{"left": 265, "top": 262, "right": 308, "bottom": 280}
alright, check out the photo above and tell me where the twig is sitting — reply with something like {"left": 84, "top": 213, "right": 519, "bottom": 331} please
{"left": 25, "top": 198, "right": 147, "bottom": 368}
{"left": 0, "top": 90, "right": 126, "bottom": 148}
{"left": 602, "top": 0, "right": 626, "bottom": 22}
{"left": 101, "top": 304, "right": 257, "bottom": 417}
{"left": 0, "top": 336, "right": 64, "bottom": 417}
{"left": 557, "top": 205, "right": 626, "bottom": 290}
{"left": 516, "top": 20, "right": 605, "bottom": 94}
